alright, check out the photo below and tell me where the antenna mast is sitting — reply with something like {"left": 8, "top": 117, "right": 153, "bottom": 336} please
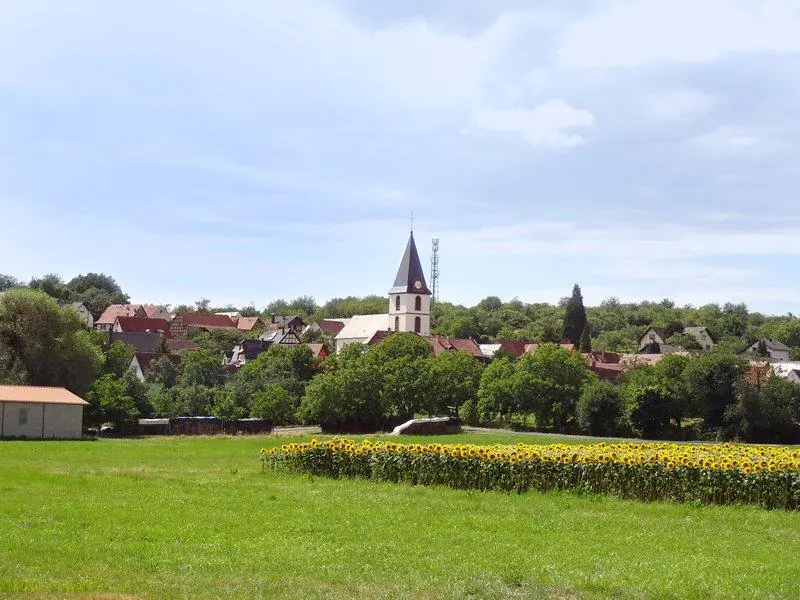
{"left": 431, "top": 237, "right": 440, "bottom": 302}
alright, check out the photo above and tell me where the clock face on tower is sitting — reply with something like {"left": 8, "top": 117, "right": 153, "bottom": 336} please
{"left": 413, "top": 280, "right": 422, "bottom": 290}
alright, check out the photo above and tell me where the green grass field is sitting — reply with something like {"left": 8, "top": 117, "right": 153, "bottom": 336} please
{"left": 1, "top": 433, "right": 799, "bottom": 599}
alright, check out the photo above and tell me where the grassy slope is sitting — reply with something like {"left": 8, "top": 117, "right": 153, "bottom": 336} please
{"left": 0, "top": 434, "right": 798, "bottom": 599}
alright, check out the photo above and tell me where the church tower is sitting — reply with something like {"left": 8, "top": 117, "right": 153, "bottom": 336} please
{"left": 389, "top": 231, "right": 431, "bottom": 335}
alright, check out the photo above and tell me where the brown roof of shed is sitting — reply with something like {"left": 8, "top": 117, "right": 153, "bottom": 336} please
{"left": 0, "top": 385, "right": 88, "bottom": 405}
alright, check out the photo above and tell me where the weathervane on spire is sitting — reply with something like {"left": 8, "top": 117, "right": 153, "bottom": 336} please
{"left": 410, "top": 210, "right": 414, "bottom": 233}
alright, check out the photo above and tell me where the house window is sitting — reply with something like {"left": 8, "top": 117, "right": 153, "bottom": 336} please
{"left": 395, "top": 296, "right": 400, "bottom": 311}
{"left": 394, "top": 316, "right": 399, "bottom": 332}
{"left": 415, "top": 296, "right": 421, "bottom": 311}
{"left": 18, "top": 408, "right": 28, "bottom": 426}
{"left": 414, "top": 317, "right": 421, "bottom": 333}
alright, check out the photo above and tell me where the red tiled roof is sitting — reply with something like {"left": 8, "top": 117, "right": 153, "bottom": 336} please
{"left": 424, "top": 336, "right": 484, "bottom": 358}
{"left": 494, "top": 339, "right": 528, "bottom": 357}
{"left": 179, "top": 312, "right": 237, "bottom": 329}
{"left": 365, "top": 330, "right": 392, "bottom": 345}
{"left": 315, "top": 319, "right": 347, "bottom": 336}
{"left": 306, "top": 343, "right": 328, "bottom": 358}
{"left": 96, "top": 304, "right": 144, "bottom": 325}
{"left": 584, "top": 351, "right": 621, "bottom": 364}
{"left": 525, "top": 342, "right": 578, "bottom": 354}
{"left": 115, "top": 316, "right": 171, "bottom": 336}
{"left": 235, "top": 317, "right": 263, "bottom": 331}
{"left": 165, "top": 339, "right": 199, "bottom": 352}
{"left": 588, "top": 363, "right": 627, "bottom": 382}
{"left": 0, "top": 385, "right": 88, "bottom": 405}
{"left": 142, "top": 304, "right": 167, "bottom": 318}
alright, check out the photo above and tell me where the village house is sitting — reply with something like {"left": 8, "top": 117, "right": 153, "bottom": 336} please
{"left": 109, "top": 331, "right": 163, "bottom": 354}
{"left": 235, "top": 316, "right": 264, "bottom": 333}
{"left": 638, "top": 325, "right": 714, "bottom": 353}
{"left": 59, "top": 301, "right": 94, "bottom": 329}
{"left": 142, "top": 304, "right": 172, "bottom": 321}
{"left": 739, "top": 339, "right": 791, "bottom": 362}
{"left": 95, "top": 304, "right": 146, "bottom": 331}
{"left": 169, "top": 312, "right": 238, "bottom": 339}
{"left": 259, "top": 328, "right": 302, "bottom": 348}
{"left": 264, "top": 315, "right": 306, "bottom": 333}
{"left": 113, "top": 316, "right": 171, "bottom": 337}
{"left": 0, "top": 385, "right": 87, "bottom": 439}
{"left": 305, "top": 318, "right": 350, "bottom": 338}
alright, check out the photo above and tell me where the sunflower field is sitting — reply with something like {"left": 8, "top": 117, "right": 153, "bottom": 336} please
{"left": 261, "top": 438, "right": 800, "bottom": 509}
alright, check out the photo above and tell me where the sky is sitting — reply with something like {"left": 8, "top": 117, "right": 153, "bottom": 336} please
{"left": 1, "top": 0, "right": 800, "bottom": 313}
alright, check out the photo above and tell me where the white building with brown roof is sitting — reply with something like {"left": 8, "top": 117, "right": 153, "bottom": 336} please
{"left": 0, "top": 385, "right": 88, "bottom": 439}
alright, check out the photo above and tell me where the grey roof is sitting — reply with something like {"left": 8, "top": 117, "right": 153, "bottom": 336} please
{"left": 389, "top": 231, "right": 431, "bottom": 295}
{"left": 109, "top": 331, "right": 162, "bottom": 354}
{"left": 765, "top": 339, "right": 790, "bottom": 351}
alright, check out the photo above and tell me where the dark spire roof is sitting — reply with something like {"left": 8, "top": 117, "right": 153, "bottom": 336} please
{"left": 389, "top": 231, "right": 431, "bottom": 295}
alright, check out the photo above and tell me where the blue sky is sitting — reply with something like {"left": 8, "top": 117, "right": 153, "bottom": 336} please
{"left": 2, "top": 0, "right": 800, "bottom": 313}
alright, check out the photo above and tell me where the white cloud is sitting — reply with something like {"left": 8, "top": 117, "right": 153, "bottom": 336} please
{"left": 687, "top": 126, "right": 782, "bottom": 158}
{"left": 469, "top": 99, "right": 595, "bottom": 147}
{"left": 644, "top": 89, "right": 715, "bottom": 122}
{"left": 557, "top": 0, "right": 800, "bottom": 69}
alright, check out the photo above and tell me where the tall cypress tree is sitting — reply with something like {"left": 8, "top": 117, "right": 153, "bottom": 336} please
{"left": 579, "top": 325, "right": 592, "bottom": 352}
{"left": 563, "top": 284, "right": 587, "bottom": 346}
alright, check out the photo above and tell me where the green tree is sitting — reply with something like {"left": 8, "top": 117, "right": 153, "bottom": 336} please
{"left": 28, "top": 273, "right": 72, "bottom": 301}
{"left": 724, "top": 377, "right": 800, "bottom": 444}
{"left": 177, "top": 384, "right": 215, "bottom": 416}
{"left": 476, "top": 357, "right": 516, "bottom": 422}
{"left": 0, "top": 289, "right": 103, "bottom": 394}
{"left": 148, "top": 385, "right": 182, "bottom": 418}
{"left": 123, "top": 371, "right": 151, "bottom": 418}
{"left": 86, "top": 374, "right": 139, "bottom": 426}
{"left": 562, "top": 284, "right": 588, "bottom": 346}
{"left": 579, "top": 325, "right": 592, "bottom": 352}
{"left": 683, "top": 353, "right": 748, "bottom": 430}
{"left": 577, "top": 380, "right": 623, "bottom": 436}
{"left": 514, "top": 344, "right": 591, "bottom": 431}
{"left": 298, "top": 362, "right": 384, "bottom": 430}
{"left": 251, "top": 383, "right": 296, "bottom": 424}
{"left": 104, "top": 341, "right": 135, "bottom": 378}
{"left": 144, "top": 354, "right": 178, "bottom": 388}
{"left": 0, "top": 274, "right": 21, "bottom": 291}
{"left": 209, "top": 389, "right": 246, "bottom": 422}
{"left": 427, "top": 351, "right": 484, "bottom": 416}
{"left": 628, "top": 385, "right": 671, "bottom": 439}
{"left": 177, "top": 349, "right": 227, "bottom": 388}
{"left": 67, "top": 273, "right": 129, "bottom": 316}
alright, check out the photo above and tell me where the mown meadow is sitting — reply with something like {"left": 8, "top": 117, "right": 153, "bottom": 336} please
{"left": 1, "top": 433, "right": 800, "bottom": 599}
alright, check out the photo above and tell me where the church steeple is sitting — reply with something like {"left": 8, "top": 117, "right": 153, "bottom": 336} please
{"left": 388, "top": 230, "right": 431, "bottom": 336}
{"left": 389, "top": 231, "right": 431, "bottom": 295}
